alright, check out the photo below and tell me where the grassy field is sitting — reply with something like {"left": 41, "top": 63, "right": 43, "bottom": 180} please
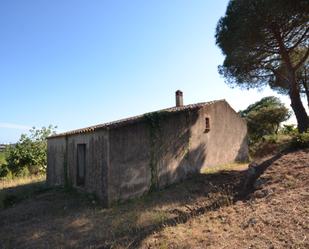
{"left": 0, "top": 152, "right": 308, "bottom": 248}
{"left": 0, "top": 175, "right": 46, "bottom": 209}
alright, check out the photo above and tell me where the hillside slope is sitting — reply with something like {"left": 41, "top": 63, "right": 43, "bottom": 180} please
{"left": 142, "top": 149, "right": 309, "bottom": 249}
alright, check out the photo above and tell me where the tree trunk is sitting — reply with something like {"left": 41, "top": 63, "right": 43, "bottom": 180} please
{"left": 288, "top": 73, "right": 309, "bottom": 132}
{"left": 270, "top": 27, "right": 308, "bottom": 131}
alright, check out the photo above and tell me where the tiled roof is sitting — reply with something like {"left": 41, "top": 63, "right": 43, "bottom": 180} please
{"left": 48, "top": 99, "right": 225, "bottom": 138}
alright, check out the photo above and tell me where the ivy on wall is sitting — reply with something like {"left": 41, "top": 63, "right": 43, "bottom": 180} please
{"left": 144, "top": 111, "right": 167, "bottom": 191}
{"left": 144, "top": 110, "right": 193, "bottom": 192}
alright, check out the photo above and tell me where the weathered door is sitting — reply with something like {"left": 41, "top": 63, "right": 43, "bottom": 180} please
{"left": 77, "top": 144, "right": 86, "bottom": 186}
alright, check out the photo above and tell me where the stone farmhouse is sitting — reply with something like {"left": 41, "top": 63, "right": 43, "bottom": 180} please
{"left": 47, "top": 91, "right": 248, "bottom": 207}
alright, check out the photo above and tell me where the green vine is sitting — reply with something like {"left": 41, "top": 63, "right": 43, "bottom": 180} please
{"left": 144, "top": 111, "right": 168, "bottom": 191}
{"left": 144, "top": 110, "right": 193, "bottom": 191}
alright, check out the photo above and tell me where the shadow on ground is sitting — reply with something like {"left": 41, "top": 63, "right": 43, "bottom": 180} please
{"left": 0, "top": 180, "right": 47, "bottom": 209}
{"left": 0, "top": 152, "right": 285, "bottom": 249}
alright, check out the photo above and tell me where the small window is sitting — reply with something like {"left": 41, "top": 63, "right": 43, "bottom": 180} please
{"left": 205, "top": 117, "right": 210, "bottom": 133}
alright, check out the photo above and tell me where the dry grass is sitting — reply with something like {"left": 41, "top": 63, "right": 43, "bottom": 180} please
{"left": 0, "top": 174, "right": 46, "bottom": 190}
{"left": 143, "top": 149, "right": 309, "bottom": 249}
{"left": 1, "top": 150, "right": 308, "bottom": 248}
{"left": 201, "top": 162, "right": 248, "bottom": 174}
{"left": 0, "top": 175, "right": 47, "bottom": 209}
{"left": 0, "top": 165, "right": 246, "bottom": 248}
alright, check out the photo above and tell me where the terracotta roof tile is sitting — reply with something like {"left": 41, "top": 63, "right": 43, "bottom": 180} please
{"left": 48, "top": 99, "right": 225, "bottom": 138}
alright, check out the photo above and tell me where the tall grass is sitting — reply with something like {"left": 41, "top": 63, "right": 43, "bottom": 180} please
{"left": 0, "top": 174, "right": 46, "bottom": 190}
{"left": 0, "top": 175, "right": 47, "bottom": 209}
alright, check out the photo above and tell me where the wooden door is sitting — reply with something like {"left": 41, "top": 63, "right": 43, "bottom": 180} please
{"left": 77, "top": 144, "right": 86, "bottom": 186}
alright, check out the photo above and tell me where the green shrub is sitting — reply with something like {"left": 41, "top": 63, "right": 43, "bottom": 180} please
{"left": 5, "top": 125, "right": 57, "bottom": 177}
{"left": 249, "top": 133, "right": 293, "bottom": 158}
{"left": 0, "top": 152, "right": 6, "bottom": 165}
{"left": 263, "top": 134, "right": 278, "bottom": 144}
{"left": 0, "top": 164, "right": 11, "bottom": 179}
{"left": 280, "top": 124, "right": 298, "bottom": 135}
{"left": 15, "top": 167, "right": 31, "bottom": 178}
{"left": 290, "top": 131, "right": 309, "bottom": 149}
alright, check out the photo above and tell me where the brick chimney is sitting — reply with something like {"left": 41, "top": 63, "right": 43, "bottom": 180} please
{"left": 175, "top": 90, "right": 183, "bottom": 107}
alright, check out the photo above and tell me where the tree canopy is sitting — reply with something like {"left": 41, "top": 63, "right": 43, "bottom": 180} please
{"left": 216, "top": 0, "right": 309, "bottom": 132}
{"left": 269, "top": 51, "right": 309, "bottom": 107}
{"left": 240, "top": 96, "right": 291, "bottom": 142}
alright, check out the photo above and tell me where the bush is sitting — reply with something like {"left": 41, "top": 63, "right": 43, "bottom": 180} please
{"left": 0, "top": 164, "right": 11, "bottom": 179}
{"left": 249, "top": 133, "right": 294, "bottom": 158}
{"left": 290, "top": 131, "right": 309, "bottom": 149}
{"left": 280, "top": 124, "right": 298, "bottom": 135}
{"left": 5, "top": 125, "right": 57, "bottom": 177}
{"left": 263, "top": 134, "right": 279, "bottom": 144}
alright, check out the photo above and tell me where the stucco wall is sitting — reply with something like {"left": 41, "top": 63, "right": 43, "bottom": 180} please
{"left": 47, "top": 137, "right": 66, "bottom": 186}
{"left": 66, "top": 130, "right": 109, "bottom": 204}
{"left": 47, "top": 130, "right": 109, "bottom": 205}
{"left": 108, "top": 121, "right": 151, "bottom": 204}
{"left": 190, "top": 101, "right": 248, "bottom": 169}
{"left": 154, "top": 110, "right": 200, "bottom": 189}
{"left": 107, "top": 110, "right": 200, "bottom": 204}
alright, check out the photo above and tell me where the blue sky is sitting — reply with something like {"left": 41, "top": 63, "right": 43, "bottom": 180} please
{"left": 0, "top": 0, "right": 300, "bottom": 143}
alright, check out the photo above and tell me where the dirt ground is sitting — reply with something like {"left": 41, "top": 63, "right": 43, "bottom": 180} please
{"left": 0, "top": 149, "right": 308, "bottom": 249}
{"left": 142, "top": 149, "right": 309, "bottom": 249}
